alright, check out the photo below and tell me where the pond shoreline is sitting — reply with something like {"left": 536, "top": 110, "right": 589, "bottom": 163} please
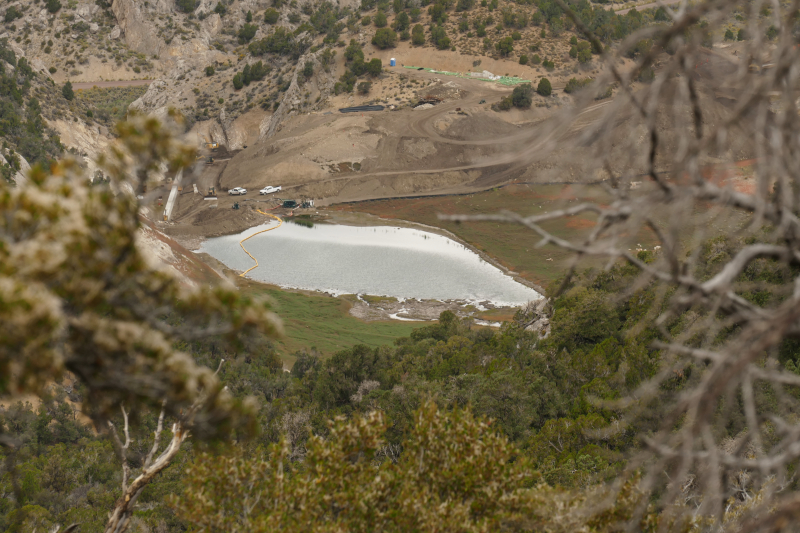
{"left": 180, "top": 208, "right": 545, "bottom": 299}
{"left": 196, "top": 219, "right": 541, "bottom": 312}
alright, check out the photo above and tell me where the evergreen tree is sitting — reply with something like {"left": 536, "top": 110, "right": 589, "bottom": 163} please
{"left": 61, "top": 81, "right": 74, "bottom": 101}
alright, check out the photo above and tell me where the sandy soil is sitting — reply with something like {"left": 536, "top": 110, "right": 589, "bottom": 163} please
{"left": 154, "top": 45, "right": 752, "bottom": 271}
{"left": 72, "top": 80, "right": 153, "bottom": 89}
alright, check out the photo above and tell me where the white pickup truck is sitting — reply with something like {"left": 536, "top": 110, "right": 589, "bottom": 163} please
{"left": 259, "top": 186, "right": 282, "bottom": 195}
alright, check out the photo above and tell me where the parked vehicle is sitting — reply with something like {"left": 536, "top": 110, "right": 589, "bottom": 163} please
{"left": 228, "top": 187, "right": 247, "bottom": 195}
{"left": 259, "top": 185, "right": 282, "bottom": 195}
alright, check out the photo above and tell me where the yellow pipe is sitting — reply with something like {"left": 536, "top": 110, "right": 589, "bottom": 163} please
{"left": 239, "top": 210, "right": 283, "bottom": 277}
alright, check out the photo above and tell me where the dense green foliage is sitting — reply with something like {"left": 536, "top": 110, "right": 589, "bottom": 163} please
{"left": 176, "top": 0, "right": 196, "bottom": 13}
{"left": 61, "top": 81, "right": 74, "bottom": 101}
{"left": 564, "top": 76, "right": 593, "bottom": 93}
{"left": 237, "top": 23, "right": 258, "bottom": 44}
{"left": 335, "top": 41, "right": 381, "bottom": 93}
{"left": 430, "top": 24, "right": 451, "bottom": 49}
{"left": 5, "top": 226, "right": 800, "bottom": 529}
{"left": 372, "top": 27, "right": 398, "bottom": 48}
{"left": 537, "top": 77, "right": 552, "bottom": 96}
{"left": 412, "top": 23, "right": 426, "bottom": 45}
{"left": 248, "top": 27, "right": 310, "bottom": 59}
{"left": 264, "top": 8, "right": 280, "bottom": 23}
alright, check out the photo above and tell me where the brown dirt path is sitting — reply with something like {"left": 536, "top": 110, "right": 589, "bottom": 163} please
{"left": 72, "top": 80, "right": 153, "bottom": 90}
{"left": 616, "top": 0, "right": 682, "bottom": 15}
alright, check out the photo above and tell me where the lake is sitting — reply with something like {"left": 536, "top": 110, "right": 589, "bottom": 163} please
{"left": 199, "top": 222, "right": 541, "bottom": 307}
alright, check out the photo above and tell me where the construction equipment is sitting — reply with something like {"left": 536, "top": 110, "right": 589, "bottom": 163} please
{"left": 282, "top": 200, "right": 298, "bottom": 208}
{"left": 233, "top": 202, "right": 240, "bottom": 210}
{"left": 205, "top": 156, "right": 214, "bottom": 164}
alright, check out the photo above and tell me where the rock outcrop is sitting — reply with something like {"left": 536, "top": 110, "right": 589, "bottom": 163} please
{"left": 0, "top": 153, "right": 29, "bottom": 186}
{"left": 259, "top": 48, "right": 336, "bottom": 139}
{"left": 110, "top": 0, "right": 167, "bottom": 57}
{"left": 519, "top": 298, "right": 551, "bottom": 338}
{"left": 209, "top": 109, "right": 247, "bottom": 150}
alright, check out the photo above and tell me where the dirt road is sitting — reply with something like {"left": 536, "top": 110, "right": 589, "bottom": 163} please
{"left": 616, "top": 0, "right": 682, "bottom": 15}
{"left": 72, "top": 80, "right": 152, "bottom": 90}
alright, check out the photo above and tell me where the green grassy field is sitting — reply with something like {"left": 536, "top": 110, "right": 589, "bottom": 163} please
{"left": 239, "top": 279, "right": 419, "bottom": 366}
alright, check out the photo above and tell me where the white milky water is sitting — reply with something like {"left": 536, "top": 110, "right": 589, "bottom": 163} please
{"left": 199, "top": 222, "right": 541, "bottom": 307}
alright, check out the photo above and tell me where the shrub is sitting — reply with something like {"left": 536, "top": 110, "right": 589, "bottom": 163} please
{"left": 496, "top": 95, "right": 513, "bottom": 110}
{"left": 357, "top": 81, "right": 372, "bottom": 94}
{"left": 410, "top": 7, "right": 421, "bottom": 21}
{"left": 637, "top": 66, "right": 654, "bottom": 83}
{"left": 459, "top": 20, "right": 469, "bottom": 32}
{"left": 214, "top": 2, "right": 226, "bottom": 15}
{"left": 576, "top": 41, "right": 592, "bottom": 63}
{"left": 766, "top": 25, "right": 778, "bottom": 40}
{"left": 430, "top": 25, "right": 450, "bottom": 50}
{"left": 496, "top": 36, "right": 513, "bottom": 56}
{"left": 540, "top": 28, "right": 546, "bottom": 38}
{"left": 511, "top": 31, "right": 521, "bottom": 41}
{"left": 394, "top": 11, "right": 410, "bottom": 31}
{"left": 243, "top": 61, "right": 270, "bottom": 83}
{"left": 49, "top": 66, "right": 57, "bottom": 74}
{"left": 232, "top": 72, "right": 243, "bottom": 90}
{"left": 569, "top": 35, "right": 577, "bottom": 45}
{"left": 366, "top": 58, "right": 382, "bottom": 76}
{"left": 205, "top": 65, "right": 215, "bottom": 76}
{"left": 176, "top": 0, "right": 196, "bottom": 12}
{"left": 302, "top": 61, "right": 314, "bottom": 79}
{"left": 4, "top": 6, "right": 23, "bottom": 23}
{"left": 288, "top": 12, "right": 301, "bottom": 23}
{"left": 456, "top": 0, "right": 474, "bottom": 11}
{"left": 536, "top": 77, "right": 551, "bottom": 96}
{"left": 429, "top": 3, "right": 447, "bottom": 24}
{"left": 321, "top": 48, "right": 336, "bottom": 71}
{"left": 86, "top": 109, "right": 93, "bottom": 118}
{"left": 519, "top": 54, "right": 528, "bottom": 65}
{"left": 372, "top": 28, "right": 397, "bottom": 49}
{"left": 400, "top": 29, "right": 410, "bottom": 40}
{"left": 338, "top": 68, "right": 357, "bottom": 92}
{"left": 511, "top": 83, "right": 533, "bottom": 108}
{"left": 345, "top": 40, "right": 364, "bottom": 62}
{"left": 564, "top": 77, "right": 592, "bottom": 94}
{"left": 374, "top": 11, "right": 388, "bottom": 27}
{"left": 238, "top": 23, "right": 258, "bottom": 44}
{"left": 361, "top": 15, "right": 371, "bottom": 25}
{"left": 46, "top": 0, "right": 61, "bottom": 13}
{"left": 724, "top": 29, "right": 734, "bottom": 41}
{"left": 737, "top": 28, "right": 746, "bottom": 41}
{"left": 264, "top": 8, "right": 279, "bottom": 23}
{"left": 246, "top": 10, "right": 253, "bottom": 22}
{"left": 595, "top": 84, "right": 613, "bottom": 100}
{"left": 411, "top": 24, "right": 425, "bottom": 45}
{"left": 62, "top": 81, "right": 74, "bottom": 101}
{"left": 543, "top": 59, "right": 555, "bottom": 70}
